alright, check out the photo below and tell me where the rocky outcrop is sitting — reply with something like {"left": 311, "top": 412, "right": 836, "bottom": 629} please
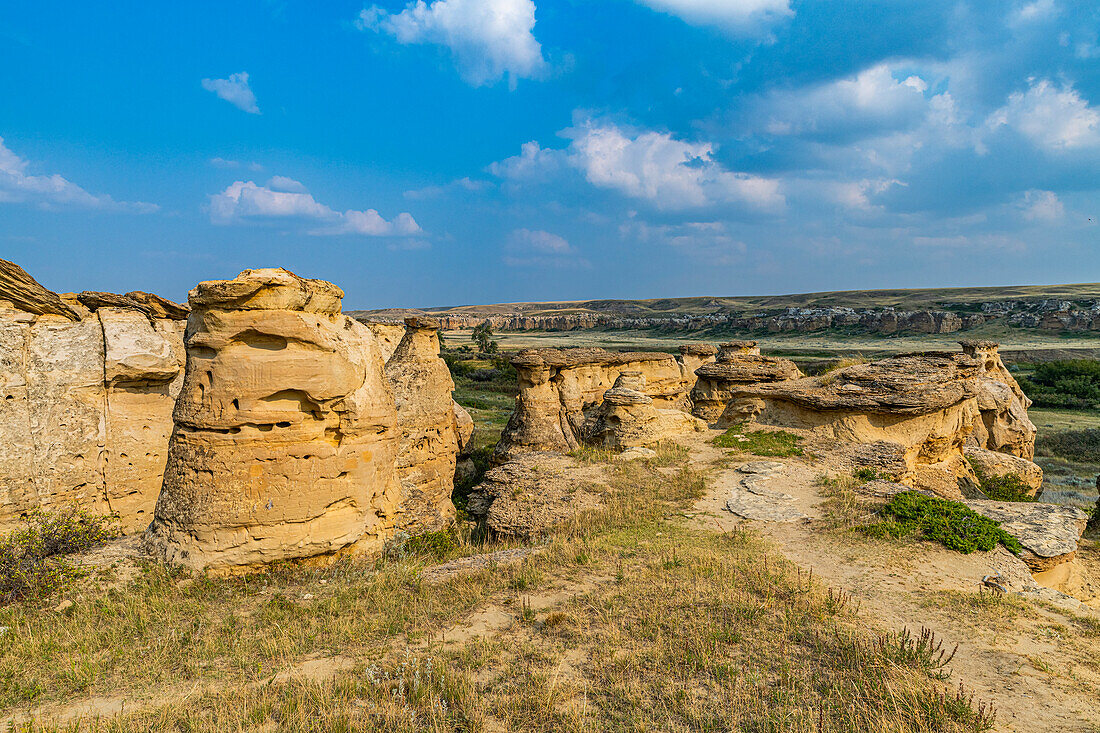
{"left": 365, "top": 321, "right": 408, "bottom": 362}
{"left": 0, "top": 258, "right": 81, "bottom": 320}
{"left": 964, "top": 446, "right": 1043, "bottom": 497}
{"left": 691, "top": 341, "right": 803, "bottom": 426}
{"left": 385, "top": 317, "right": 458, "bottom": 535}
{"left": 0, "top": 265, "right": 187, "bottom": 533}
{"left": 77, "top": 290, "right": 190, "bottom": 320}
{"left": 960, "top": 341, "right": 1037, "bottom": 460}
{"left": 144, "top": 269, "right": 401, "bottom": 571}
{"left": 466, "top": 452, "right": 607, "bottom": 539}
{"left": 586, "top": 372, "right": 705, "bottom": 450}
{"left": 733, "top": 352, "right": 983, "bottom": 498}
{"left": 492, "top": 347, "right": 702, "bottom": 461}
{"left": 965, "top": 500, "right": 1087, "bottom": 573}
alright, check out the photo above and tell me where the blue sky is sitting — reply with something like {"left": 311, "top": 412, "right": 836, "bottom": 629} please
{"left": 1, "top": 1, "right": 1098, "bottom": 308}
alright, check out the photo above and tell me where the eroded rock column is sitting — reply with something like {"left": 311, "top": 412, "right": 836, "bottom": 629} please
{"left": 385, "top": 317, "right": 458, "bottom": 535}
{"left": 144, "top": 269, "right": 400, "bottom": 570}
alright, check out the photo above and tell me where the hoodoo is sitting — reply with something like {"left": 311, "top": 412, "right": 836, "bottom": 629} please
{"left": 144, "top": 269, "right": 402, "bottom": 570}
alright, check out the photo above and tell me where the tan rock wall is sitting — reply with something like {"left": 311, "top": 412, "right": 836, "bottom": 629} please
{"left": 0, "top": 306, "right": 185, "bottom": 533}
{"left": 960, "top": 341, "right": 1037, "bottom": 459}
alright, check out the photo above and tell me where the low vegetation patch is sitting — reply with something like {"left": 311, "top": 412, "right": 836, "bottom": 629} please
{"left": 970, "top": 466, "right": 1035, "bottom": 503}
{"left": 1035, "top": 427, "right": 1100, "bottom": 464}
{"left": 860, "top": 492, "right": 1022, "bottom": 555}
{"left": 714, "top": 426, "right": 804, "bottom": 456}
{"left": 1017, "top": 359, "right": 1100, "bottom": 411}
{"left": 0, "top": 509, "right": 118, "bottom": 605}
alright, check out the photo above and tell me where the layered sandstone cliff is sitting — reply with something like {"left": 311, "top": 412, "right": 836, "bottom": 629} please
{"left": 0, "top": 259, "right": 187, "bottom": 533}
{"left": 144, "top": 269, "right": 402, "bottom": 570}
{"left": 733, "top": 352, "right": 985, "bottom": 498}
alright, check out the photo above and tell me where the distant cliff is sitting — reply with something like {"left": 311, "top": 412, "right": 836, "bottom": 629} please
{"left": 352, "top": 290, "right": 1100, "bottom": 336}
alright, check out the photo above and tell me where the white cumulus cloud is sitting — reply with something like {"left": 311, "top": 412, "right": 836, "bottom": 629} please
{"left": 635, "top": 0, "right": 792, "bottom": 34}
{"left": 564, "top": 120, "right": 784, "bottom": 211}
{"left": 356, "top": 0, "right": 546, "bottom": 87}
{"left": 209, "top": 177, "right": 422, "bottom": 237}
{"left": 0, "top": 137, "right": 157, "bottom": 212}
{"left": 1018, "top": 189, "right": 1065, "bottom": 221}
{"left": 201, "top": 72, "right": 261, "bottom": 114}
{"left": 987, "top": 79, "right": 1100, "bottom": 150}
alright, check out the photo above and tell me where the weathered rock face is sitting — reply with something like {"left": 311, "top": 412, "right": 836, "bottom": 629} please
{"left": 960, "top": 341, "right": 1037, "bottom": 460}
{"left": 963, "top": 446, "right": 1043, "bottom": 498}
{"left": 691, "top": 343, "right": 803, "bottom": 426}
{"left": 492, "top": 347, "right": 702, "bottom": 461}
{"left": 0, "top": 258, "right": 80, "bottom": 320}
{"left": 966, "top": 500, "right": 1087, "bottom": 572}
{"left": 0, "top": 265, "right": 187, "bottom": 533}
{"left": 466, "top": 452, "right": 607, "bottom": 539}
{"left": 735, "top": 352, "right": 983, "bottom": 498}
{"left": 144, "top": 269, "right": 401, "bottom": 571}
{"left": 586, "top": 372, "right": 705, "bottom": 450}
{"left": 365, "top": 321, "right": 408, "bottom": 363}
{"left": 385, "top": 317, "right": 458, "bottom": 535}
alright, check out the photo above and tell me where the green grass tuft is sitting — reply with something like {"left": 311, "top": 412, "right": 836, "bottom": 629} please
{"left": 860, "top": 492, "right": 1022, "bottom": 555}
{"left": 713, "top": 427, "right": 804, "bottom": 456}
{"left": 970, "top": 466, "right": 1035, "bottom": 503}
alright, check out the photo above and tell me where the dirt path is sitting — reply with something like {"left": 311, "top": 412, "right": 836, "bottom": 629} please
{"left": 682, "top": 429, "right": 1100, "bottom": 733}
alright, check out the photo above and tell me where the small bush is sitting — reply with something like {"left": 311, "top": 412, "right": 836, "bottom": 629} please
{"left": 713, "top": 427, "right": 803, "bottom": 456}
{"left": 853, "top": 467, "right": 895, "bottom": 482}
{"left": 1035, "top": 427, "right": 1100, "bottom": 463}
{"left": 0, "top": 509, "right": 119, "bottom": 604}
{"left": 860, "top": 492, "right": 1022, "bottom": 555}
{"left": 452, "top": 445, "right": 494, "bottom": 511}
{"left": 971, "top": 466, "right": 1035, "bottom": 502}
{"left": 1017, "top": 359, "right": 1100, "bottom": 410}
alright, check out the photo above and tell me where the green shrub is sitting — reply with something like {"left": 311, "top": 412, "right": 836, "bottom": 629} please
{"left": 713, "top": 427, "right": 804, "bottom": 457}
{"left": 1017, "top": 360, "right": 1100, "bottom": 410}
{"left": 1035, "top": 427, "right": 1100, "bottom": 463}
{"left": 452, "top": 445, "right": 494, "bottom": 511}
{"left": 971, "top": 466, "right": 1035, "bottom": 502}
{"left": 853, "top": 467, "right": 895, "bottom": 482}
{"left": 0, "top": 509, "right": 119, "bottom": 604}
{"left": 860, "top": 492, "right": 1022, "bottom": 555}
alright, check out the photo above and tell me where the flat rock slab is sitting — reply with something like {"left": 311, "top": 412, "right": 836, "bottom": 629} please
{"left": 857, "top": 480, "right": 936, "bottom": 499}
{"left": 725, "top": 491, "right": 808, "bottom": 522}
{"left": 615, "top": 447, "right": 657, "bottom": 461}
{"left": 966, "top": 500, "right": 1087, "bottom": 567}
{"left": 740, "top": 475, "right": 794, "bottom": 501}
{"left": 738, "top": 461, "right": 785, "bottom": 475}
{"left": 419, "top": 547, "right": 544, "bottom": 585}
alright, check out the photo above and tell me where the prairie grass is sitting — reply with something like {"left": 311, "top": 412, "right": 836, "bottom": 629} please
{"left": 7, "top": 458, "right": 997, "bottom": 731}
{"left": 713, "top": 427, "right": 804, "bottom": 457}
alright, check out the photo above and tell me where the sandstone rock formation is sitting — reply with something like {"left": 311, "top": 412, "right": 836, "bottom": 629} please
{"left": 963, "top": 446, "right": 1043, "bottom": 498}
{"left": 960, "top": 341, "right": 1037, "bottom": 459}
{"left": 385, "top": 317, "right": 458, "bottom": 535}
{"left": 77, "top": 290, "right": 190, "bottom": 320}
{"left": 0, "top": 258, "right": 80, "bottom": 320}
{"left": 586, "top": 372, "right": 705, "bottom": 450}
{"left": 966, "top": 500, "right": 1087, "bottom": 573}
{"left": 0, "top": 264, "right": 187, "bottom": 533}
{"left": 364, "top": 321, "right": 408, "bottom": 362}
{"left": 734, "top": 352, "right": 983, "bottom": 498}
{"left": 144, "top": 269, "right": 401, "bottom": 570}
{"left": 466, "top": 452, "right": 607, "bottom": 539}
{"left": 454, "top": 402, "right": 474, "bottom": 453}
{"left": 492, "top": 347, "right": 703, "bottom": 461}
{"left": 691, "top": 342, "right": 803, "bottom": 426}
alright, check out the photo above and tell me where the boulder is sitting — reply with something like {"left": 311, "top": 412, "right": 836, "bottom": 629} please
{"left": 960, "top": 341, "right": 1036, "bottom": 459}
{"left": 144, "top": 269, "right": 401, "bottom": 570}
{"left": 453, "top": 402, "right": 474, "bottom": 453}
{"left": 493, "top": 347, "right": 703, "bottom": 461}
{"left": 385, "top": 317, "right": 458, "bottom": 535}
{"left": 963, "top": 445, "right": 1043, "bottom": 497}
{"left": 0, "top": 258, "right": 79, "bottom": 320}
{"left": 466, "top": 452, "right": 606, "bottom": 539}
{"left": 734, "top": 352, "right": 983, "bottom": 499}
{"left": 966, "top": 500, "right": 1087, "bottom": 572}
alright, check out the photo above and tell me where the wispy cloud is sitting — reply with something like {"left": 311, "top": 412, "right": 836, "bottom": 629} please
{"left": 201, "top": 72, "right": 261, "bottom": 114}
{"left": 209, "top": 176, "right": 421, "bottom": 236}
{"left": 0, "top": 137, "right": 157, "bottom": 212}
{"left": 505, "top": 227, "right": 589, "bottom": 267}
{"left": 634, "top": 0, "right": 792, "bottom": 35}
{"left": 356, "top": 0, "right": 546, "bottom": 87}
